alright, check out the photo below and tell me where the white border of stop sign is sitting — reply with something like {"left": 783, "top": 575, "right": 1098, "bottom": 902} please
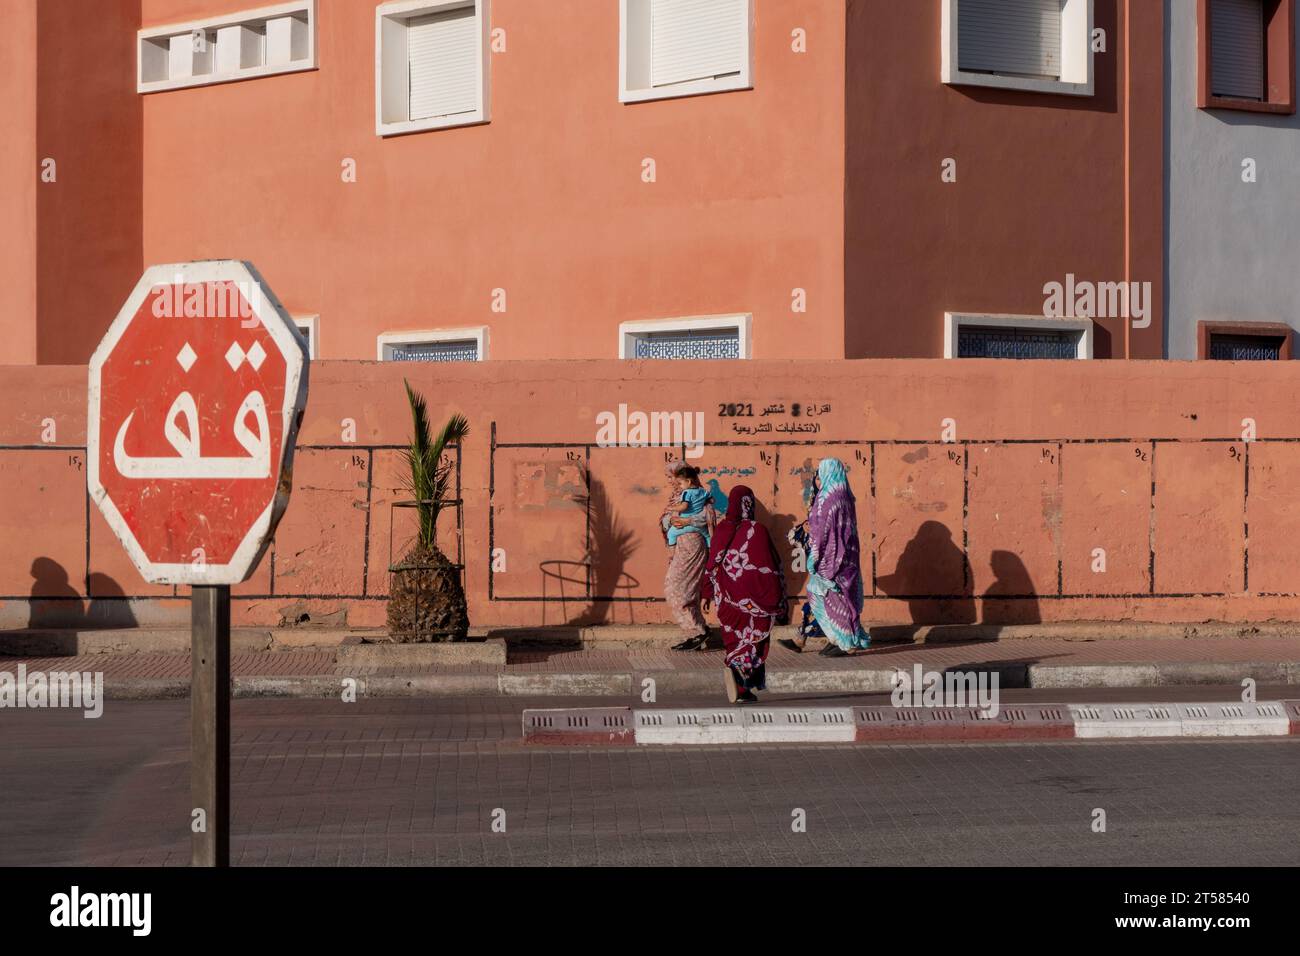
{"left": 87, "top": 260, "right": 309, "bottom": 585}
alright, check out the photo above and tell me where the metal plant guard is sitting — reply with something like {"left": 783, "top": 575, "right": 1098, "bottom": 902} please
{"left": 387, "top": 495, "right": 466, "bottom": 640}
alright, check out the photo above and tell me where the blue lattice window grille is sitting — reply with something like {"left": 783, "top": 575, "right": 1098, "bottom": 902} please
{"left": 1208, "top": 333, "right": 1284, "bottom": 361}
{"left": 387, "top": 340, "right": 479, "bottom": 363}
{"left": 957, "top": 325, "right": 1079, "bottom": 359}
{"left": 632, "top": 328, "right": 741, "bottom": 360}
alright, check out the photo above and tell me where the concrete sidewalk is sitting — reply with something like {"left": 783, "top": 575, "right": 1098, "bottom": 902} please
{"left": 1, "top": 625, "right": 1298, "bottom": 698}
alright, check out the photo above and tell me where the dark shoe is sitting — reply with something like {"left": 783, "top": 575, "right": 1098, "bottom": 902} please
{"left": 671, "top": 633, "right": 708, "bottom": 651}
{"left": 777, "top": 638, "right": 804, "bottom": 654}
{"left": 819, "top": 644, "right": 849, "bottom": 658}
{"left": 734, "top": 689, "right": 758, "bottom": 705}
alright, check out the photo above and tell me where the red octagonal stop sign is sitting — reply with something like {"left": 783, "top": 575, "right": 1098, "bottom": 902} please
{"left": 89, "top": 261, "right": 309, "bottom": 585}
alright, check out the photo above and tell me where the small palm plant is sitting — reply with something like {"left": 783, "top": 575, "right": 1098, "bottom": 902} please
{"left": 386, "top": 380, "right": 470, "bottom": 643}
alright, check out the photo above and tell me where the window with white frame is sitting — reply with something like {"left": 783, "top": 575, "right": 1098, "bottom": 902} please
{"left": 376, "top": 0, "right": 489, "bottom": 135}
{"left": 619, "top": 315, "right": 751, "bottom": 359}
{"left": 941, "top": 0, "right": 1094, "bottom": 97}
{"left": 945, "top": 313, "right": 1093, "bottom": 359}
{"left": 378, "top": 328, "right": 488, "bottom": 362}
{"left": 620, "top": 0, "right": 753, "bottom": 104}
{"left": 138, "top": 1, "right": 316, "bottom": 93}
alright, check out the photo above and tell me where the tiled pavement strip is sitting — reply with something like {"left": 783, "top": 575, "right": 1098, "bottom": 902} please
{"left": 3, "top": 635, "right": 1300, "bottom": 682}
{"left": 1, "top": 698, "right": 1297, "bottom": 867}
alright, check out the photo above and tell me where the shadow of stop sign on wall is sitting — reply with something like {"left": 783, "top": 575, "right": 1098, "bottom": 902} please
{"left": 88, "top": 261, "right": 310, "bottom": 585}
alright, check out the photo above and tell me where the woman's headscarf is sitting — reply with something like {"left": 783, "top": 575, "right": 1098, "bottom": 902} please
{"left": 807, "top": 457, "right": 861, "bottom": 585}
{"left": 702, "top": 485, "right": 784, "bottom": 616}
{"left": 813, "top": 457, "right": 851, "bottom": 505}
{"left": 724, "top": 484, "right": 757, "bottom": 523}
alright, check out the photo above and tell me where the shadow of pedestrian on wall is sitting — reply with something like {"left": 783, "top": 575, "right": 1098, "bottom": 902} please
{"left": 981, "top": 550, "right": 1041, "bottom": 625}
{"left": 86, "top": 573, "right": 139, "bottom": 629}
{"left": 760, "top": 500, "right": 804, "bottom": 599}
{"left": 26, "top": 561, "right": 139, "bottom": 630}
{"left": 876, "top": 520, "right": 976, "bottom": 632}
{"left": 27, "top": 557, "right": 83, "bottom": 629}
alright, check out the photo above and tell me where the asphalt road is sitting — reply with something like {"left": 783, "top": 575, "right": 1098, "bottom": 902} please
{"left": 2, "top": 692, "right": 1297, "bottom": 867}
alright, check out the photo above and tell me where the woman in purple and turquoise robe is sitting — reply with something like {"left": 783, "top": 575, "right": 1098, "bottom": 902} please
{"left": 804, "top": 457, "right": 871, "bottom": 657}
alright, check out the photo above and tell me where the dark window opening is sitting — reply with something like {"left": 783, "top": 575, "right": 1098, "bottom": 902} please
{"left": 957, "top": 326, "right": 1079, "bottom": 359}
{"left": 1208, "top": 332, "right": 1285, "bottom": 360}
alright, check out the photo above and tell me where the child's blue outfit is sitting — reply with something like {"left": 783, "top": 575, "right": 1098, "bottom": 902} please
{"left": 664, "top": 488, "right": 711, "bottom": 546}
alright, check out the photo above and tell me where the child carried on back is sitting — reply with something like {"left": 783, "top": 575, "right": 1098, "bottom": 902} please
{"left": 662, "top": 468, "right": 712, "bottom": 546}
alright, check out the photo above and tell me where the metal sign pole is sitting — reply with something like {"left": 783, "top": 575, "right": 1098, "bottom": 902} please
{"left": 191, "top": 584, "right": 231, "bottom": 867}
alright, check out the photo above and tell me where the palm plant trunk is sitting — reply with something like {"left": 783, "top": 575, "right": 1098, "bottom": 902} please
{"left": 386, "top": 381, "right": 470, "bottom": 643}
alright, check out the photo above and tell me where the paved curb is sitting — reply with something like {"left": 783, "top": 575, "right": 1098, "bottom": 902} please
{"left": 8, "top": 621, "right": 1300, "bottom": 657}
{"left": 0, "top": 628, "right": 507, "bottom": 660}
{"left": 336, "top": 642, "right": 505, "bottom": 667}
{"left": 82, "top": 660, "right": 1300, "bottom": 700}
{"left": 523, "top": 701, "right": 1300, "bottom": 746}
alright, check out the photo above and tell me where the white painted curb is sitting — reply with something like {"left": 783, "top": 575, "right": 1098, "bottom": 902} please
{"left": 524, "top": 701, "right": 1300, "bottom": 745}
{"left": 633, "top": 707, "right": 861, "bottom": 745}
{"left": 634, "top": 708, "right": 748, "bottom": 745}
{"left": 1068, "top": 701, "right": 1292, "bottom": 739}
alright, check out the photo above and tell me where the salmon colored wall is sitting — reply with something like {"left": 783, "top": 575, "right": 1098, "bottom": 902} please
{"left": 138, "top": 0, "right": 848, "bottom": 360}
{"left": 4, "top": 358, "right": 1300, "bottom": 631}
{"left": 0, "top": 0, "right": 39, "bottom": 365}
{"left": 844, "top": 0, "right": 1165, "bottom": 359}
{"left": 36, "top": 0, "right": 144, "bottom": 365}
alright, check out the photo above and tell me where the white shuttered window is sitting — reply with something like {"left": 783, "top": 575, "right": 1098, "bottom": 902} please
{"left": 958, "top": 0, "right": 1062, "bottom": 79}
{"left": 1211, "top": 0, "right": 1265, "bottom": 100}
{"left": 377, "top": 0, "right": 487, "bottom": 135}
{"left": 409, "top": 7, "right": 479, "bottom": 121}
{"left": 650, "top": 0, "right": 747, "bottom": 88}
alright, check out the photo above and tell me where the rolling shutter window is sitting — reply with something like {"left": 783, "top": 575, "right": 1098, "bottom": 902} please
{"left": 650, "top": 0, "right": 747, "bottom": 88}
{"left": 958, "top": 0, "right": 1061, "bottom": 79}
{"left": 408, "top": 6, "right": 479, "bottom": 122}
{"left": 1211, "top": 0, "right": 1265, "bottom": 100}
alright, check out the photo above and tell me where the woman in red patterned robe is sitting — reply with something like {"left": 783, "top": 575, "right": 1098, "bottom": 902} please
{"left": 700, "top": 485, "right": 788, "bottom": 704}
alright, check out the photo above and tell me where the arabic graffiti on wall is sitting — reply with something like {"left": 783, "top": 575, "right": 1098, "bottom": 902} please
{"left": 720, "top": 401, "right": 833, "bottom": 437}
